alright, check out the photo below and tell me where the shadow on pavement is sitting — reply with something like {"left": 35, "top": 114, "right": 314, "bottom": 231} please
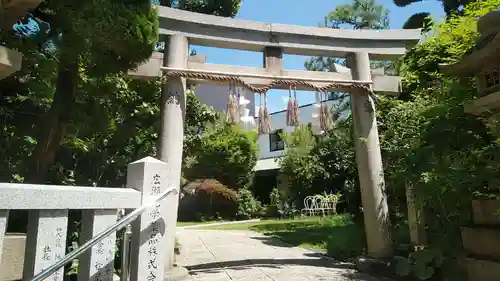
{"left": 186, "top": 258, "right": 386, "bottom": 280}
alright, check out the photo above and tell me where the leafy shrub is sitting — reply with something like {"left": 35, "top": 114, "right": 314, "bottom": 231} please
{"left": 236, "top": 188, "right": 263, "bottom": 219}
{"left": 185, "top": 124, "right": 258, "bottom": 190}
{"left": 382, "top": 1, "right": 500, "bottom": 261}
{"left": 195, "top": 179, "right": 238, "bottom": 220}
{"left": 177, "top": 179, "right": 238, "bottom": 221}
{"left": 196, "top": 179, "right": 237, "bottom": 201}
{"left": 269, "top": 187, "right": 281, "bottom": 206}
{"left": 280, "top": 124, "right": 359, "bottom": 214}
{"left": 263, "top": 204, "right": 279, "bottom": 218}
{"left": 395, "top": 247, "right": 445, "bottom": 281}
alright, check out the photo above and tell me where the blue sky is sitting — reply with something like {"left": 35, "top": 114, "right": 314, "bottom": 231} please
{"left": 193, "top": 0, "right": 445, "bottom": 113}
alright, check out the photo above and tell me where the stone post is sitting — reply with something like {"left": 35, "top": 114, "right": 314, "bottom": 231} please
{"left": 79, "top": 210, "right": 118, "bottom": 281}
{"left": 22, "top": 210, "right": 68, "bottom": 281}
{"left": 0, "top": 210, "right": 8, "bottom": 267}
{"left": 346, "top": 52, "right": 393, "bottom": 258}
{"left": 127, "top": 157, "right": 170, "bottom": 281}
{"left": 263, "top": 47, "right": 283, "bottom": 75}
{"left": 160, "top": 34, "right": 189, "bottom": 278}
{"left": 406, "top": 182, "right": 427, "bottom": 246}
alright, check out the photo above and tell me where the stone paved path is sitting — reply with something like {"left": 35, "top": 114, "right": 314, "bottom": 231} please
{"left": 176, "top": 229, "right": 389, "bottom": 281}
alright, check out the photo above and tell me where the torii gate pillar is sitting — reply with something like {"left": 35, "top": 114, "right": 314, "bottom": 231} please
{"left": 346, "top": 52, "right": 393, "bottom": 258}
{"left": 160, "top": 34, "right": 189, "bottom": 278}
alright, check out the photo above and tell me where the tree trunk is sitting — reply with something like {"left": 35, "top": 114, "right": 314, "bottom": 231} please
{"left": 27, "top": 56, "right": 78, "bottom": 183}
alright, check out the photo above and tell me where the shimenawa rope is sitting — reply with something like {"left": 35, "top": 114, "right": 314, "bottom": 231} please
{"left": 162, "top": 71, "right": 380, "bottom": 104}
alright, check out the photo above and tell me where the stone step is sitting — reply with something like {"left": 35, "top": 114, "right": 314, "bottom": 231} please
{"left": 471, "top": 199, "right": 500, "bottom": 226}
{"left": 461, "top": 227, "right": 500, "bottom": 259}
{"left": 461, "top": 258, "right": 500, "bottom": 281}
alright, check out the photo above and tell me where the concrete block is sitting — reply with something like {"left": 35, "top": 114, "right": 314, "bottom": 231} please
{"left": 0, "top": 46, "right": 22, "bottom": 80}
{"left": 461, "top": 227, "right": 500, "bottom": 259}
{"left": 462, "top": 258, "right": 500, "bottom": 281}
{"left": 471, "top": 200, "right": 500, "bottom": 225}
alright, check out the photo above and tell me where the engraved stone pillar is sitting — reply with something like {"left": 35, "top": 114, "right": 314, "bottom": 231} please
{"left": 346, "top": 52, "right": 392, "bottom": 258}
{"left": 22, "top": 210, "right": 68, "bottom": 281}
{"left": 161, "top": 35, "right": 189, "bottom": 278}
{"left": 127, "top": 157, "right": 170, "bottom": 281}
{"left": 79, "top": 209, "right": 118, "bottom": 281}
{"left": 406, "top": 182, "right": 427, "bottom": 246}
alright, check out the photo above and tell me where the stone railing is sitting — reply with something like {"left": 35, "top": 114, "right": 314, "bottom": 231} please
{"left": 0, "top": 157, "right": 175, "bottom": 281}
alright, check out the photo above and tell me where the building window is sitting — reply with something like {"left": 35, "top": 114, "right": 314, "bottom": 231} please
{"left": 484, "top": 68, "right": 500, "bottom": 89}
{"left": 269, "top": 129, "right": 285, "bottom": 152}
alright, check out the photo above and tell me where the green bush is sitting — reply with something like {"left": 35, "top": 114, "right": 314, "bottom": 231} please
{"left": 395, "top": 247, "right": 445, "bottom": 281}
{"left": 236, "top": 188, "right": 263, "bottom": 219}
{"left": 185, "top": 124, "right": 258, "bottom": 190}
{"left": 269, "top": 187, "right": 281, "bottom": 206}
{"left": 263, "top": 204, "right": 280, "bottom": 218}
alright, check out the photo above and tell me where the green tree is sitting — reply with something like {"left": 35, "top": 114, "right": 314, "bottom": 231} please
{"left": 184, "top": 89, "right": 219, "bottom": 157}
{"left": 159, "top": 0, "right": 241, "bottom": 17}
{"left": 305, "top": 0, "right": 392, "bottom": 110}
{"left": 9, "top": 0, "right": 159, "bottom": 183}
{"left": 305, "top": 0, "right": 390, "bottom": 72}
{"left": 280, "top": 103, "right": 358, "bottom": 211}
{"left": 394, "top": 0, "right": 479, "bottom": 29}
{"left": 185, "top": 124, "right": 258, "bottom": 190}
{"left": 380, "top": 0, "right": 500, "bottom": 259}
{"left": 1, "top": 0, "right": 243, "bottom": 184}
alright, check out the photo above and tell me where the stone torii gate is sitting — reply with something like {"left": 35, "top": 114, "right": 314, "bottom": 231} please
{"left": 130, "top": 5, "right": 421, "bottom": 277}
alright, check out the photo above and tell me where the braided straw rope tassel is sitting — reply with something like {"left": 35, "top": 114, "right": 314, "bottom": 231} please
{"left": 319, "top": 91, "right": 327, "bottom": 132}
{"left": 258, "top": 93, "right": 265, "bottom": 135}
{"left": 285, "top": 86, "right": 294, "bottom": 127}
{"left": 262, "top": 92, "right": 272, "bottom": 134}
{"left": 230, "top": 83, "right": 239, "bottom": 123}
{"left": 320, "top": 91, "right": 332, "bottom": 132}
{"left": 312, "top": 91, "right": 321, "bottom": 131}
{"left": 292, "top": 86, "right": 300, "bottom": 127}
{"left": 235, "top": 86, "right": 241, "bottom": 122}
{"left": 226, "top": 82, "right": 237, "bottom": 124}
